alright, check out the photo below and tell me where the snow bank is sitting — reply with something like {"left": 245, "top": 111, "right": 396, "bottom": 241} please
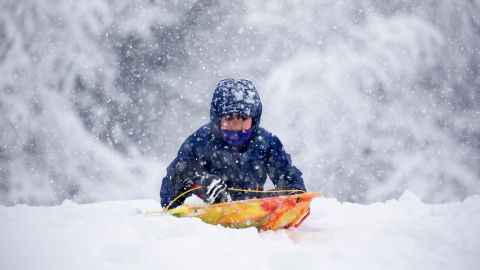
{"left": 1, "top": 192, "right": 479, "bottom": 270}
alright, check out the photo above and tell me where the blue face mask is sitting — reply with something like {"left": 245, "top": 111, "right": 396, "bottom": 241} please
{"left": 221, "top": 128, "right": 253, "bottom": 145}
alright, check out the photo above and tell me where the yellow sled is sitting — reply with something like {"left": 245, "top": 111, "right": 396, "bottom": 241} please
{"left": 163, "top": 192, "right": 321, "bottom": 231}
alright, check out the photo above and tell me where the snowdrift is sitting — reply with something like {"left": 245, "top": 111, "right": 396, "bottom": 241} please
{"left": 1, "top": 192, "right": 479, "bottom": 270}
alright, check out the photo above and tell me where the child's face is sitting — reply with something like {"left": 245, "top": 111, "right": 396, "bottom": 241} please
{"left": 220, "top": 115, "right": 253, "bottom": 131}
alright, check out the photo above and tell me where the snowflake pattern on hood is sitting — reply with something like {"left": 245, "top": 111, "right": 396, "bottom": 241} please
{"left": 210, "top": 79, "right": 263, "bottom": 127}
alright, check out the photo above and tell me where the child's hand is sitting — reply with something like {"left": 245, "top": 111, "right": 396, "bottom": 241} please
{"left": 200, "top": 174, "right": 232, "bottom": 204}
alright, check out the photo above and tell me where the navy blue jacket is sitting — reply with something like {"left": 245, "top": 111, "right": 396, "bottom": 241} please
{"left": 160, "top": 79, "right": 306, "bottom": 208}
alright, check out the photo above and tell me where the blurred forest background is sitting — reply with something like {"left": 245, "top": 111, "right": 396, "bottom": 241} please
{"left": 1, "top": 0, "right": 479, "bottom": 205}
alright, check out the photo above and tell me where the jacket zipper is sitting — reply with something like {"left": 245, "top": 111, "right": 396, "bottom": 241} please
{"left": 232, "top": 146, "right": 239, "bottom": 187}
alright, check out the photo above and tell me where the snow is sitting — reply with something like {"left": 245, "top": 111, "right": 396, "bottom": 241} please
{"left": 183, "top": 194, "right": 207, "bottom": 207}
{"left": 1, "top": 2, "right": 479, "bottom": 267}
{"left": 1, "top": 192, "right": 479, "bottom": 270}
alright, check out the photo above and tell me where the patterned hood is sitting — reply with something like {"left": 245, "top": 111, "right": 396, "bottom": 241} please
{"left": 210, "top": 79, "right": 263, "bottom": 127}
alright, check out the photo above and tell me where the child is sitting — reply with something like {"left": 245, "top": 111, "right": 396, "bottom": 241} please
{"left": 160, "top": 79, "right": 306, "bottom": 208}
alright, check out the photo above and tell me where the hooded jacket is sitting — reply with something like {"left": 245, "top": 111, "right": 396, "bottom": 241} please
{"left": 160, "top": 79, "right": 306, "bottom": 208}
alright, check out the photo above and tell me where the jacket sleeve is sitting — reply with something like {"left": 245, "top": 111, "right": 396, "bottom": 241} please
{"left": 160, "top": 136, "right": 204, "bottom": 208}
{"left": 266, "top": 135, "right": 306, "bottom": 192}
